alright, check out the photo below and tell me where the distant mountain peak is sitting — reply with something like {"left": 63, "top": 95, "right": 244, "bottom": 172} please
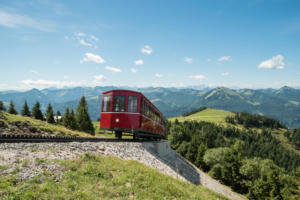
{"left": 276, "top": 86, "right": 297, "bottom": 95}
{"left": 204, "top": 87, "right": 243, "bottom": 100}
{"left": 29, "top": 88, "right": 40, "bottom": 91}
{"left": 27, "top": 88, "right": 42, "bottom": 94}
{"left": 279, "top": 86, "right": 295, "bottom": 91}
{"left": 214, "top": 87, "right": 233, "bottom": 91}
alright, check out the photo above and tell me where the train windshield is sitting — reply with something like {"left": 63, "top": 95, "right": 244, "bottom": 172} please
{"left": 113, "top": 96, "right": 125, "bottom": 112}
{"left": 103, "top": 96, "right": 112, "bottom": 112}
{"left": 127, "top": 96, "right": 138, "bottom": 113}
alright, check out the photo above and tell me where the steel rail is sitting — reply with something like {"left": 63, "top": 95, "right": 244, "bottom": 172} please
{"left": 0, "top": 134, "right": 156, "bottom": 143}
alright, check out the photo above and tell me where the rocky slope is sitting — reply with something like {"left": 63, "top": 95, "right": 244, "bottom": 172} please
{"left": 0, "top": 141, "right": 246, "bottom": 200}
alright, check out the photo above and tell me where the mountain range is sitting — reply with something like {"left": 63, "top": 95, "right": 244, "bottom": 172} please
{"left": 0, "top": 86, "right": 300, "bottom": 128}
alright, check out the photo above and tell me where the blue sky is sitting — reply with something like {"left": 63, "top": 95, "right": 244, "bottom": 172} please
{"left": 0, "top": 0, "right": 299, "bottom": 90}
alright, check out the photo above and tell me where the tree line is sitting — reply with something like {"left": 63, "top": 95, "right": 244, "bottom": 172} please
{"left": 0, "top": 96, "right": 94, "bottom": 135}
{"left": 182, "top": 106, "right": 207, "bottom": 117}
{"left": 167, "top": 119, "right": 300, "bottom": 199}
{"left": 225, "top": 112, "right": 286, "bottom": 129}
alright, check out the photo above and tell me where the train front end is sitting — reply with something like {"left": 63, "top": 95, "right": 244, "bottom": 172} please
{"left": 100, "top": 90, "right": 141, "bottom": 138}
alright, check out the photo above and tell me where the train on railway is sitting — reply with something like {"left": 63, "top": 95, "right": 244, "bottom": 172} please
{"left": 100, "top": 89, "right": 166, "bottom": 139}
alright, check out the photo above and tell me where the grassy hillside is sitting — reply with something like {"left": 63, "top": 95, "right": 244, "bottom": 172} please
{"left": 169, "top": 108, "right": 234, "bottom": 123}
{"left": 0, "top": 153, "right": 229, "bottom": 200}
{"left": 0, "top": 112, "right": 92, "bottom": 137}
{"left": 168, "top": 107, "right": 300, "bottom": 155}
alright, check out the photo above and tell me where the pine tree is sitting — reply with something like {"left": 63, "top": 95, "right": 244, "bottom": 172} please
{"left": 69, "top": 109, "right": 78, "bottom": 130}
{"left": 63, "top": 107, "right": 71, "bottom": 128}
{"left": 56, "top": 111, "right": 62, "bottom": 124}
{"left": 21, "top": 100, "right": 31, "bottom": 116}
{"left": 8, "top": 101, "right": 18, "bottom": 115}
{"left": 32, "top": 101, "right": 44, "bottom": 120}
{"left": 186, "top": 136, "right": 199, "bottom": 162}
{"left": 0, "top": 101, "right": 5, "bottom": 111}
{"left": 195, "top": 144, "right": 207, "bottom": 169}
{"left": 46, "top": 103, "right": 55, "bottom": 124}
{"left": 57, "top": 111, "right": 61, "bottom": 117}
{"left": 76, "top": 96, "right": 94, "bottom": 135}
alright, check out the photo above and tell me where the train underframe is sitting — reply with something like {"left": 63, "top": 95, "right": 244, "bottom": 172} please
{"left": 100, "top": 128, "right": 165, "bottom": 140}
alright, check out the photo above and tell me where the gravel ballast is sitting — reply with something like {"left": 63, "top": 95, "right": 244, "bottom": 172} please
{"left": 0, "top": 142, "right": 185, "bottom": 181}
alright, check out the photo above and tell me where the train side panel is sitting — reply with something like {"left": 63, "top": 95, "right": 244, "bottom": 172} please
{"left": 140, "top": 115, "right": 164, "bottom": 135}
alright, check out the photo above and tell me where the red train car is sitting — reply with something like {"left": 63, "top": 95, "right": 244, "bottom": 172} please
{"left": 100, "top": 89, "right": 166, "bottom": 139}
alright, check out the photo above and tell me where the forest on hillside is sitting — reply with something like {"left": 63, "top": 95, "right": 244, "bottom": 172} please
{"left": 167, "top": 113, "right": 300, "bottom": 199}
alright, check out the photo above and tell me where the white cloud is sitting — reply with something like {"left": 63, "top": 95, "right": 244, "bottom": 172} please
{"left": 93, "top": 75, "right": 105, "bottom": 84}
{"left": 105, "top": 66, "right": 121, "bottom": 73}
{"left": 189, "top": 75, "right": 206, "bottom": 80}
{"left": 218, "top": 56, "right": 232, "bottom": 62}
{"left": 221, "top": 72, "right": 229, "bottom": 76}
{"left": 141, "top": 45, "right": 152, "bottom": 55}
{"left": 134, "top": 59, "right": 144, "bottom": 66}
{"left": 0, "top": 10, "right": 55, "bottom": 32}
{"left": 131, "top": 68, "right": 137, "bottom": 73}
{"left": 21, "top": 79, "right": 84, "bottom": 89}
{"left": 30, "top": 70, "right": 39, "bottom": 75}
{"left": 258, "top": 54, "right": 285, "bottom": 70}
{"left": 184, "top": 57, "right": 193, "bottom": 64}
{"left": 90, "top": 34, "right": 99, "bottom": 41}
{"left": 76, "top": 32, "right": 85, "bottom": 37}
{"left": 80, "top": 53, "right": 105, "bottom": 64}
{"left": 207, "top": 58, "right": 212, "bottom": 62}
{"left": 67, "top": 32, "right": 98, "bottom": 48}
{"left": 155, "top": 74, "right": 163, "bottom": 78}
{"left": 79, "top": 39, "right": 92, "bottom": 47}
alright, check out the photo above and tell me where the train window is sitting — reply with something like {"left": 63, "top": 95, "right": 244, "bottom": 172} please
{"left": 146, "top": 104, "right": 150, "bottom": 117}
{"left": 148, "top": 105, "right": 151, "bottom": 117}
{"left": 113, "top": 96, "right": 125, "bottom": 112}
{"left": 151, "top": 109, "right": 154, "bottom": 120}
{"left": 103, "top": 96, "right": 112, "bottom": 112}
{"left": 128, "top": 96, "right": 138, "bottom": 113}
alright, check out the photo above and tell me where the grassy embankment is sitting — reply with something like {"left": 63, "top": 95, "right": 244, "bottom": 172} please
{"left": 0, "top": 111, "right": 135, "bottom": 139}
{"left": 0, "top": 153, "right": 229, "bottom": 200}
{"left": 0, "top": 112, "right": 91, "bottom": 137}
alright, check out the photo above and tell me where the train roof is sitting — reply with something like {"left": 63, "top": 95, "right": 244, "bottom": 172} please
{"left": 102, "top": 89, "right": 142, "bottom": 95}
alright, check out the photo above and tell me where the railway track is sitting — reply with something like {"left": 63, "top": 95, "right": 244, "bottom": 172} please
{"left": 0, "top": 134, "right": 153, "bottom": 143}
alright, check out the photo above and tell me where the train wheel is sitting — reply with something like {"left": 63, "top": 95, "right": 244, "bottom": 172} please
{"left": 115, "top": 131, "right": 122, "bottom": 139}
